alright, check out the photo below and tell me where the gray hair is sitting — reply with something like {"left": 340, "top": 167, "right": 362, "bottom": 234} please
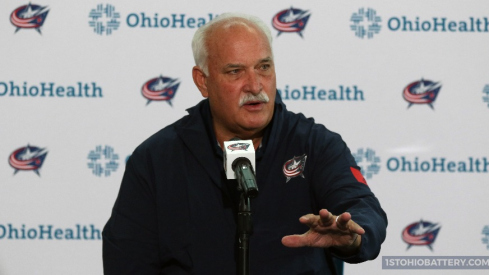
{"left": 191, "top": 12, "right": 273, "bottom": 76}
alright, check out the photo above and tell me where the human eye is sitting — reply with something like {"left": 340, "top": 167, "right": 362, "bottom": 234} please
{"left": 259, "top": 63, "right": 271, "bottom": 71}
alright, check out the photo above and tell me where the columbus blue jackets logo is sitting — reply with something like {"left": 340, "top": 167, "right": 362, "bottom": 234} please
{"left": 283, "top": 154, "right": 307, "bottom": 182}
{"left": 227, "top": 143, "right": 250, "bottom": 152}
{"left": 402, "top": 220, "right": 441, "bottom": 251}
{"left": 272, "top": 7, "right": 311, "bottom": 37}
{"left": 9, "top": 145, "right": 48, "bottom": 175}
{"left": 10, "top": 3, "right": 49, "bottom": 34}
{"left": 403, "top": 79, "right": 442, "bottom": 109}
{"left": 142, "top": 76, "right": 180, "bottom": 106}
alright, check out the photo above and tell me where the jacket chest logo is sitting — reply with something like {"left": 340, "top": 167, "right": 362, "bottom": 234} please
{"left": 283, "top": 154, "right": 307, "bottom": 182}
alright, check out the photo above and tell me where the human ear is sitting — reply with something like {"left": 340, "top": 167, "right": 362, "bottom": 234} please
{"left": 192, "top": 66, "right": 208, "bottom": 98}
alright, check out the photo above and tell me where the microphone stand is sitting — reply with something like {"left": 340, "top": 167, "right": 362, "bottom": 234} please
{"left": 238, "top": 193, "right": 253, "bottom": 275}
{"left": 229, "top": 150, "right": 258, "bottom": 274}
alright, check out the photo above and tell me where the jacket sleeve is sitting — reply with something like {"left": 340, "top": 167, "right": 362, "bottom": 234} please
{"left": 102, "top": 148, "right": 161, "bottom": 274}
{"left": 309, "top": 128, "right": 388, "bottom": 263}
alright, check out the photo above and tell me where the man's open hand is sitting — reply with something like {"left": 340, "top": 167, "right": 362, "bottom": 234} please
{"left": 281, "top": 209, "right": 364, "bottom": 253}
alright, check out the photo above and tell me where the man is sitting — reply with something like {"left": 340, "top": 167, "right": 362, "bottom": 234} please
{"left": 103, "top": 13, "right": 387, "bottom": 274}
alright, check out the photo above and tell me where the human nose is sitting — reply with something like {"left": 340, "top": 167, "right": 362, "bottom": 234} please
{"left": 244, "top": 70, "right": 262, "bottom": 94}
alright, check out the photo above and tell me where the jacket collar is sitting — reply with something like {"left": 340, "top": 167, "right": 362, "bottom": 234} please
{"left": 174, "top": 92, "right": 286, "bottom": 189}
{"left": 175, "top": 99, "right": 223, "bottom": 188}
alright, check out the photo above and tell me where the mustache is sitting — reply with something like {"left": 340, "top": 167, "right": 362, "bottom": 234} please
{"left": 239, "top": 92, "right": 270, "bottom": 107}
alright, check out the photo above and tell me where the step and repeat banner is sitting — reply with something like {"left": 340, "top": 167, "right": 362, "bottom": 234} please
{"left": 1, "top": 0, "right": 489, "bottom": 274}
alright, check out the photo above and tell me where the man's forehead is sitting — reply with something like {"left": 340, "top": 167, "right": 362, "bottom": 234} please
{"left": 223, "top": 57, "right": 274, "bottom": 68}
{"left": 215, "top": 52, "right": 273, "bottom": 67}
{"left": 210, "top": 18, "right": 257, "bottom": 34}
{"left": 204, "top": 19, "right": 272, "bottom": 68}
{"left": 207, "top": 20, "right": 268, "bottom": 46}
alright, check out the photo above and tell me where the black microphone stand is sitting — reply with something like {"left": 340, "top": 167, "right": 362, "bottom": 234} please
{"left": 231, "top": 155, "right": 258, "bottom": 274}
{"left": 238, "top": 193, "right": 253, "bottom": 275}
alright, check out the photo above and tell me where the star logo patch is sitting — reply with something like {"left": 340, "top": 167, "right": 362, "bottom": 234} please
{"left": 283, "top": 154, "right": 307, "bottom": 182}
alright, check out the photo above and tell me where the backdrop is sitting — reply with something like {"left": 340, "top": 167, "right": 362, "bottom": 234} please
{"left": 1, "top": 0, "right": 488, "bottom": 274}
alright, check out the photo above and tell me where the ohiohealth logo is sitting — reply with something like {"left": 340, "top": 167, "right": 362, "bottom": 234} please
{"left": 277, "top": 85, "right": 365, "bottom": 101}
{"left": 483, "top": 85, "right": 489, "bottom": 108}
{"left": 88, "top": 4, "right": 120, "bottom": 35}
{"left": 0, "top": 223, "right": 101, "bottom": 240}
{"left": 0, "top": 81, "right": 103, "bottom": 98}
{"left": 482, "top": 226, "right": 489, "bottom": 250}
{"left": 350, "top": 8, "right": 381, "bottom": 39}
{"left": 87, "top": 145, "right": 119, "bottom": 177}
{"left": 351, "top": 148, "right": 381, "bottom": 179}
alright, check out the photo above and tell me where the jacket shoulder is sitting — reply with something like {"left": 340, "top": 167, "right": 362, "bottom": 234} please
{"left": 280, "top": 109, "right": 342, "bottom": 144}
{"left": 133, "top": 115, "right": 191, "bottom": 157}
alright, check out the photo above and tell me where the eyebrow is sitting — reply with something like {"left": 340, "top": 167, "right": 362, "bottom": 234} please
{"left": 223, "top": 57, "right": 274, "bottom": 70}
{"left": 223, "top": 63, "right": 244, "bottom": 70}
{"left": 259, "top": 57, "right": 273, "bottom": 63}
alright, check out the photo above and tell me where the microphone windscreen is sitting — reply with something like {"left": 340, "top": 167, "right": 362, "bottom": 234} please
{"left": 223, "top": 140, "right": 255, "bottom": 179}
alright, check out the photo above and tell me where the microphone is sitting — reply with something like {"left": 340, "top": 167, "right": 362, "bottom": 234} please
{"left": 223, "top": 139, "right": 259, "bottom": 198}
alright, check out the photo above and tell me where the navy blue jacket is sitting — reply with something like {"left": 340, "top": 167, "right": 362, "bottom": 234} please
{"left": 103, "top": 95, "right": 387, "bottom": 274}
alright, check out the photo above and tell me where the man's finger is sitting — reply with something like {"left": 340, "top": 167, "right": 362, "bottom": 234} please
{"left": 281, "top": 234, "right": 307, "bottom": 248}
{"left": 318, "top": 209, "right": 335, "bottom": 226}
{"left": 335, "top": 212, "right": 352, "bottom": 230}
{"left": 351, "top": 223, "right": 366, "bottom": 235}
{"left": 298, "top": 214, "right": 319, "bottom": 227}
{"left": 336, "top": 213, "right": 366, "bottom": 235}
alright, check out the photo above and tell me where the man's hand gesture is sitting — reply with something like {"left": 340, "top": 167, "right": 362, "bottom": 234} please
{"left": 282, "top": 209, "right": 364, "bottom": 255}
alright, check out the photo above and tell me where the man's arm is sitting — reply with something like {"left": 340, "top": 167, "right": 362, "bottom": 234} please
{"left": 282, "top": 127, "right": 387, "bottom": 263}
{"left": 102, "top": 150, "right": 161, "bottom": 274}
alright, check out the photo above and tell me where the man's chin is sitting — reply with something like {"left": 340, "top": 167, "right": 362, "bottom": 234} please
{"left": 239, "top": 118, "right": 271, "bottom": 133}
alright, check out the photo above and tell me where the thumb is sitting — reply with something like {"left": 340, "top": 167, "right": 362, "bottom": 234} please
{"left": 281, "top": 234, "right": 307, "bottom": 248}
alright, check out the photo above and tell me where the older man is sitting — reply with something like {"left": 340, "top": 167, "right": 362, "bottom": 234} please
{"left": 103, "top": 13, "right": 387, "bottom": 274}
